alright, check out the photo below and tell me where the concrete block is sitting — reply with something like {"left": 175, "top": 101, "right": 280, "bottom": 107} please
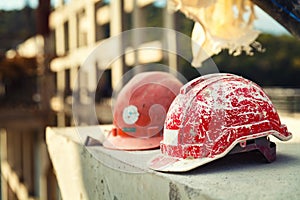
{"left": 46, "top": 116, "right": 300, "bottom": 200}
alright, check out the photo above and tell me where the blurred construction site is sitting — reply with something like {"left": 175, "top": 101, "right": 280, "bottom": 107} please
{"left": 0, "top": 0, "right": 300, "bottom": 199}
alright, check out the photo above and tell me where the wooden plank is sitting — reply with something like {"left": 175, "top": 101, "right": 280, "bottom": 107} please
{"left": 1, "top": 129, "right": 8, "bottom": 200}
{"left": 38, "top": 135, "right": 51, "bottom": 200}
{"left": 1, "top": 161, "right": 35, "bottom": 200}
{"left": 8, "top": 185, "right": 16, "bottom": 200}
{"left": 9, "top": 130, "right": 22, "bottom": 179}
{"left": 1, "top": 174, "right": 8, "bottom": 200}
{"left": 46, "top": 167, "right": 60, "bottom": 200}
{"left": 22, "top": 131, "right": 34, "bottom": 195}
{"left": 0, "top": 110, "right": 47, "bottom": 129}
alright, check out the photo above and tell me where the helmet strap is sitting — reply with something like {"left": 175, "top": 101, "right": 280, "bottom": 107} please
{"left": 229, "top": 137, "right": 276, "bottom": 162}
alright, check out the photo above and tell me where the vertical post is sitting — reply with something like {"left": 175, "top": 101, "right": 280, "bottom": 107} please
{"left": 164, "top": 3, "right": 177, "bottom": 72}
{"left": 85, "top": 0, "right": 97, "bottom": 101}
{"left": 21, "top": 131, "right": 34, "bottom": 196}
{"left": 132, "top": 0, "right": 144, "bottom": 75}
{"left": 36, "top": 0, "right": 51, "bottom": 112}
{"left": 36, "top": 130, "right": 50, "bottom": 200}
{"left": 69, "top": 13, "right": 78, "bottom": 51}
{"left": 0, "top": 129, "right": 8, "bottom": 200}
{"left": 37, "top": 0, "right": 50, "bottom": 36}
{"left": 55, "top": 24, "right": 66, "bottom": 56}
{"left": 57, "top": 70, "right": 66, "bottom": 126}
{"left": 70, "top": 67, "right": 79, "bottom": 95}
{"left": 86, "top": 1, "right": 96, "bottom": 46}
{"left": 110, "top": 0, "right": 124, "bottom": 89}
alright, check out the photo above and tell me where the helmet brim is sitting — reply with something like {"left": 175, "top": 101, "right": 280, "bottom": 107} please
{"left": 103, "top": 134, "right": 163, "bottom": 150}
{"left": 148, "top": 130, "right": 292, "bottom": 172}
{"left": 148, "top": 153, "right": 221, "bottom": 172}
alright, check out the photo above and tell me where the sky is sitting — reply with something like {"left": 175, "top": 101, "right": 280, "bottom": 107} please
{"left": 0, "top": 0, "right": 290, "bottom": 35}
{"left": 0, "top": 0, "right": 39, "bottom": 10}
{"left": 0, "top": 0, "right": 66, "bottom": 10}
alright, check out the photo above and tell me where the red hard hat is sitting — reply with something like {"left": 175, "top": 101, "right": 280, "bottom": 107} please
{"left": 103, "top": 71, "right": 183, "bottom": 150}
{"left": 148, "top": 73, "right": 292, "bottom": 172}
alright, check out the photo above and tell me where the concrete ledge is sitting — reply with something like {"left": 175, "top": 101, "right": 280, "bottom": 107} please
{"left": 46, "top": 117, "right": 300, "bottom": 200}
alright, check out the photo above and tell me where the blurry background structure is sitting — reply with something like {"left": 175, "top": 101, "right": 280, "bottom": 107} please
{"left": 48, "top": 0, "right": 181, "bottom": 127}
{"left": 0, "top": 0, "right": 300, "bottom": 199}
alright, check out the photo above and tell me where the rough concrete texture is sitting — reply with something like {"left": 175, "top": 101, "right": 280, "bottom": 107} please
{"left": 46, "top": 116, "right": 300, "bottom": 200}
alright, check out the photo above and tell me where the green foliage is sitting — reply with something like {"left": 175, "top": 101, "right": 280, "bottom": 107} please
{"left": 213, "top": 34, "right": 300, "bottom": 87}
{"left": 0, "top": 7, "right": 36, "bottom": 52}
